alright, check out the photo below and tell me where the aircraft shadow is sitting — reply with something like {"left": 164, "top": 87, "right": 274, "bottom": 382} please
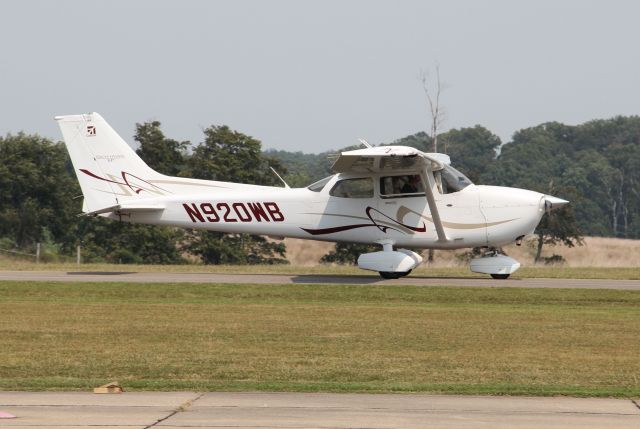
{"left": 67, "top": 271, "right": 136, "bottom": 276}
{"left": 289, "top": 274, "right": 513, "bottom": 284}
{"left": 289, "top": 274, "right": 494, "bottom": 284}
{"left": 291, "top": 274, "right": 384, "bottom": 284}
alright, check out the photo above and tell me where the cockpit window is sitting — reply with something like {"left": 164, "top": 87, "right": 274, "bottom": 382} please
{"left": 435, "top": 165, "right": 473, "bottom": 194}
{"left": 329, "top": 178, "right": 373, "bottom": 198}
{"left": 307, "top": 175, "right": 332, "bottom": 192}
{"left": 380, "top": 174, "right": 425, "bottom": 198}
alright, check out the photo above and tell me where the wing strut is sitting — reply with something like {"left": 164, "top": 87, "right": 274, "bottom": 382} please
{"left": 420, "top": 158, "right": 448, "bottom": 243}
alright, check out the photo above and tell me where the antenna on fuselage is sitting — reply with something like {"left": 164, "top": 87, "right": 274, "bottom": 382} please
{"left": 269, "top": 167, "right": 290, "bottom": 188}
{"left": 358, "top": 138, "right": 372, "bottom": 148}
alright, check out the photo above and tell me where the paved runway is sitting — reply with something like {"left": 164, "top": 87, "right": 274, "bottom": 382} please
{"left": 0, "top": 270, "right": 639, "bottom": 290}
{"left": 0, "top": 391, "right": 638, "bottom": 429}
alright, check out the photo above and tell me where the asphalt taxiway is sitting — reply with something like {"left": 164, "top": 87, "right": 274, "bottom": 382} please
{"left": 0, "top": 270, "right": 639, "bottom": 290}
{"left": 1, "top": 391, "right": 639, "bottom": 429}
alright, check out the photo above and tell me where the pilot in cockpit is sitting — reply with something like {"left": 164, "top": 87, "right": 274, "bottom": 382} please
{"left": 401, "top": 175, "right": 421, "bottom": 193}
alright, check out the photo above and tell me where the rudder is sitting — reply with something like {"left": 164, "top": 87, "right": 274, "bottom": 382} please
{"left": 55, "top": 112, "right": 165, "bottom": 213}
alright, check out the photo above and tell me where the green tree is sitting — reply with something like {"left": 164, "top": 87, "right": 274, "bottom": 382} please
{"left": 76, "top": 217, "right": 186, "bottom": 264}
{"left": 481, "top": 124, "right": 584, "bottom": 253}
{"left": 390, "top": 131, "right": 430, "bottom": 151}
{"left": 185, "top": 125, "right": 284, "bottom": 185}
{"left": 534, "top": 206, "right": 583, "bottom": 263}
{"left": 183, "top": 125, "right": 288, "bottom": 265}
{"left": 184, "top": 230, "right": 286, "bottom": 265}
{"left": 482, "top": 117, "right": 640, "bottom": 239}
{"left": 389, "top": 126, "right": 500, "bottom": 183}
{"left": 134, "top": 120, "right": 189, "bottom": 176}
{"left": 0, "top": 134, "right": 78, "bottom": 250}
{"left": 264, "top": 149, "right": 333, "bottom": 187}
{"left": 320, "top": 242, "right": 378, "bottom": 265}
{"left": 480, "top": 123, "right": 573, "bottom": 190}
{"left": 441, "top": 126, "right": 501, "bottom": 182}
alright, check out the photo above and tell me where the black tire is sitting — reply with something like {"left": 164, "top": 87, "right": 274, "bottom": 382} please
{"left": 490, "top": 273, "right": 510, "bottom": 280}
{"left": 399, "top": 269, "right": 412, "bottom": 277}
{"left": 379, "top": 270, "right": 411, "bottom": 280}
{"left": 379, "top": 271, "right": 401, "bottom": 279}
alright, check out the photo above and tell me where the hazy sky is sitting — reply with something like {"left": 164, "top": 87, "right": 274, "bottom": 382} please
{"left": 1, "top": 0, "right": 639, "bottom": 153}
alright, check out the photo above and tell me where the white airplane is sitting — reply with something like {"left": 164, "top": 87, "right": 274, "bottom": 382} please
{"left": 56, "top": 113, "right": 568, "bottom": 279}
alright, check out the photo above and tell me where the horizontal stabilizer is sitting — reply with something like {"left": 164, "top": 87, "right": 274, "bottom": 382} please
{"left": 82, "top": 204, "right": 165, "bottom": 217}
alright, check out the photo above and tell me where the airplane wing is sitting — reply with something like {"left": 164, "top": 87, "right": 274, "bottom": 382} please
{"left": 331, "top": 146, "right": 450, "bottom": 173}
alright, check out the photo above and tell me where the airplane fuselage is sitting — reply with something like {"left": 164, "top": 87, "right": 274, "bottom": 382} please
{"left": 56, "top": 113, "right": 567, "bottom": 278}
{"left": 106, "top": 172, "right": 546, "bottom": 250}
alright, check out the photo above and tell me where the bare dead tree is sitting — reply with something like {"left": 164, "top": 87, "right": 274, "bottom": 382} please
{"left": 420, "top": 66, "right": 446, "bottom": 152}
{"left": 419, "top": 66, "right": 446, "bottom": 262}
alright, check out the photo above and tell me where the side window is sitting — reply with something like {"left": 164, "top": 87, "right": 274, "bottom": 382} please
{"left": 329, "top": 178, "right": 373, "bottom": 198}
{"left": 307, "top": 176, "right": 332, "bottom": 192}
{"left": 380, "top": 174, "right": 425, "bottom": 198}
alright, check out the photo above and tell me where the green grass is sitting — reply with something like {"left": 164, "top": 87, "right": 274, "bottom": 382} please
{"left": 1, "top": 260, "right": 639, "bottom": 279}
{"left": 1, "top": 281, "right": 639, "bottom": 397}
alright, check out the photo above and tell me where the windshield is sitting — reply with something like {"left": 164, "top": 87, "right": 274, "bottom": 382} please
{"left": 436, "top": 165, "right": 473, "bottom": 194}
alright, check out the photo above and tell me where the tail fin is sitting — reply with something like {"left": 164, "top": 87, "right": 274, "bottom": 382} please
{"left": 55, "top": 112, "right": 166, "bottom": 213}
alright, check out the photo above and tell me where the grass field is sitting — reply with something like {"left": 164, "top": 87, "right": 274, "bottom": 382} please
{"left": 1, "top": 281, "right": 639, "bottom": 397}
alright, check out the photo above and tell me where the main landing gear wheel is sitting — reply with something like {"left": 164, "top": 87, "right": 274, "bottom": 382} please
{"left": 379, "top": 270, "right": 412, "bottom": 279}
{"left": 490, "top": 273, "right": 510, "bottom": 280}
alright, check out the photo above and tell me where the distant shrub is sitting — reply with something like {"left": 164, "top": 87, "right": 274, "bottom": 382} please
{"left": 543, "top": 254, "right": 565, "bottom": 265}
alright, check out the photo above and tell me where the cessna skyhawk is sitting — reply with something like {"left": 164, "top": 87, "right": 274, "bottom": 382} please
{"left": 56, "top": 113, "right": 568, "bottom": 279}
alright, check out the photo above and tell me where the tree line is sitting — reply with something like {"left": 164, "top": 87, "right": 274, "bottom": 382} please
{"left": 268, "top": 117, "right": 639, "bottom": 263}
{"left": 1, "top": 115, "right": 638, "bottom": 264}
{"left": 0, "top": 122, "right": 287, "bottom": 264}
{"left": 271, "top": 117, "right": 640, "bottom": 240}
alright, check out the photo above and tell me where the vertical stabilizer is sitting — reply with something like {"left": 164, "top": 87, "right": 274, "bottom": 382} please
{"left": 55, "top": 112, "right": 165, "bottom": 213}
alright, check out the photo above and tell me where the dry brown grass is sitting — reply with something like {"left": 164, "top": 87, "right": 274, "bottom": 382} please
{"left": 531, "top": 236, "right": 640, "bottom": 267}
{"left": 284, "top": 236, "right": 640, "bottom": 268}
{"left": 0, "top": 237, "right": 637, "bottom": 278}
{"left": 283, "top": 238, "right": 334, "bottom": 266}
